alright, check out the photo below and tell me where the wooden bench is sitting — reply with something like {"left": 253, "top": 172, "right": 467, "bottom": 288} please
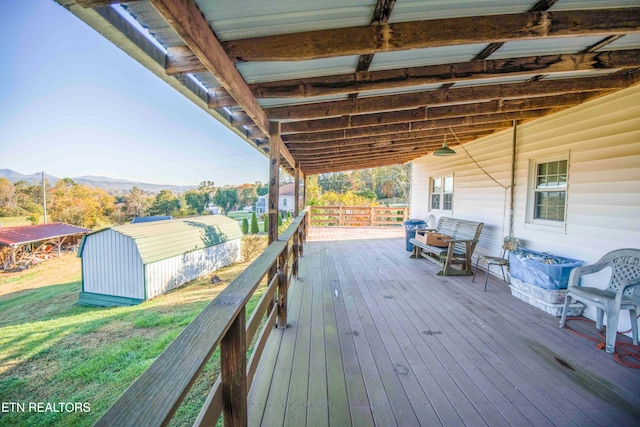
{"left": 409, "top": 217, "right": 484, "bottom": 276}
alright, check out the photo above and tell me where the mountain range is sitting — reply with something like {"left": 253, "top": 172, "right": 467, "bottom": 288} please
{"left": 0, "top": 169, "right": 195, "bottom": 194}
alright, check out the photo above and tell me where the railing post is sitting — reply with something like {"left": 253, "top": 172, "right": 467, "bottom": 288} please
{"left": 278, "top": 248, "right": 289, "bottom": 328}
{"left": 293, "top": 230, "right": 299, "bottom": 278}
{"left": 338, "top": 206, "right": 343, "bottom": 226}
{"left": 221, "top": 308, "right": 247, "bottom": 427}
{"left": 370, "top": 207, "right": 375, "bottom": 226}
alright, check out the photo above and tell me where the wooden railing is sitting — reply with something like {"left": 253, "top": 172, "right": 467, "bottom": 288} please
{"left": 309, "top": 205, "right": 408, "bottom": 227}
{"left": 95, "top": 209, "right": 308, "bottom": 427}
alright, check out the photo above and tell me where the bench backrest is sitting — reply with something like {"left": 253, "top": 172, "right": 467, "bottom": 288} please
{"left": 435, "top": 217, "right": 484, "bottom": 255}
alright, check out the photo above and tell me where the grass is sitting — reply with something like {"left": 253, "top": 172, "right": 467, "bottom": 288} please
{"left": 0, "top": 216, "right": 30, "bottom": 227}
{"left": 0, "top": 253, "right": 267, "bottom": 426}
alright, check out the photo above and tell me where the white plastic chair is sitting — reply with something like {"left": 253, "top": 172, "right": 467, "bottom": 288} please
{"left": 559, "top": 248, "right": 640, "bottom": 353}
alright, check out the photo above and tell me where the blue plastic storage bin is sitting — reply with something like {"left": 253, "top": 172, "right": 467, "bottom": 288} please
{"left": 508, "top": 249, "right": 583, "bottom": 290}
{"left": 403, "top": 219, "right": 428, "bottom": 251}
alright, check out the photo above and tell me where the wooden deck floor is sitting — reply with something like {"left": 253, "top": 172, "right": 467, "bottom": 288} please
{"left": 248, "top": 227, "right": 640, "bottom": 426}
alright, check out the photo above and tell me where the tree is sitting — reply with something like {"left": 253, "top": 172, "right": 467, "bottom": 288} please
{"left": 255, "top": 181, "right": 268, "bottom": 196}
{"left": 124, "top": 186, "right": 151, "bottom": 219}
{"left": 50, "top": 179, "right": 115, "bottom": 228}
{"left": 184, "top": 190, "right": 206, "bottom": 215}
{"left": 198, "top": 180, "right": 216, "bottom": 205}
{"left": 277, "top": 212, "right": 283, "bottom": 226}
{"left": 0, "top": 178, "right": 17, "bottom": 214}
{"left": 241, "top": 218, "right": 249, "bottom": 234}
{"left": 250, "top": 212, "right": 259, "bottom": 234}
{"left": 263, "top": 215, "right": 268, "bottom": 232}
{"left": 214, "top": 187, "right": 239, "bottom": 213}
{"left": 149, "top": 190, "right": 181, "bottom": 216}
{"left": 305, "top": 175, "right": 322, "bottom": 206}
{"left": 238, "top": 184, "right": 258, "bottom": 210}
{"left": 319, "top": 172, "right": 351, "bottom": 193}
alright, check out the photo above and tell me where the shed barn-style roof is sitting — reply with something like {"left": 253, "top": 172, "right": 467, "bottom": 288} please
{"left": 79, "top": 215, "right": 242, "bottom": 264}
{"left": 57, "top": 0, "right": 640, "bottom": 175}
{"left": 0, "top": 223, "right": 90, "bottom": 247}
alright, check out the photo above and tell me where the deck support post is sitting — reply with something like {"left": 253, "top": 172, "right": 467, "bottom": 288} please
{"left": 278, "top": 247, "right": 289, "bottom": 328}
{"left": 267, "top": 122, "right": 281, "bottom": 319}
{"left": 293, "top": 163, "right": 300, "bottom": 277}
{"left": 221, "top": 307, "right": 247, "bottom": 427}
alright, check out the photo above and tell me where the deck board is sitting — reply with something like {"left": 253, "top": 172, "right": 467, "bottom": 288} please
{"left": 248, "top": 227, "right": 640, "bottom": 426}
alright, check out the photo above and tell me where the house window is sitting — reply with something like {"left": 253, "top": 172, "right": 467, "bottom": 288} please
{"left": 283, "top": 198, "right": 287, "bottom": 207}
{"left": 531, "top": 158, "right": 568, "bottom": 223}
{"left": 430, "top": 176, "right": 453, "bottom": 211}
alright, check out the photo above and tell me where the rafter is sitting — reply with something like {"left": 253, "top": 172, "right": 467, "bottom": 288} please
{"left": 265, "top": 72, "right": 640, "bottom": 120}
{"left": 221, "top": 9, "right": 640, "bottom": 62}
{"left": 201, "top": 50, "right": 640, "bottom": 106}
{"left": 148, "top": 0, "right": 295, "bottom": 164}
{"left": 278, "top": 92, "right": 603, "bottom": 135}
{"left": 283, "top": 110, "right": 549, "bottom": 143}
{"left": 288, "top": 135, "right": 486, "bottom": 158}
{"left": 285, "top": 125, "right": 505, "bottom": 151}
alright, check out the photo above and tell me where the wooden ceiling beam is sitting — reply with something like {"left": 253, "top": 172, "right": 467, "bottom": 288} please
{"left": 286, "top": 126, "right": 503, "bottom": 151}
{"left": 221, "top": 8, "right": 640, "bottom": 62}
{"left": 148, "top": 0, "right": 294, "bottom": 164}
{"left": 279, "top": 92, "right": 601, "bottom": 134}
{"left": 265, "top": 72, "right": 640, "bottom": 120}
{"left": 204, "top": 49, "right": 640, "bottom": 107}
{"left": 301, "top": 154, "right": 428, "bottom": 174}
{"left": 283, "top": 110, "right": 549, "bottom": 143}
{"left": 289, "top": 135, "right": 484, "bottom": 159}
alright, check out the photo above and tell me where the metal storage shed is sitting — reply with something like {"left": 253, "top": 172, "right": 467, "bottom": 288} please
{"left": 78, "top": 215, "right": 242, "bottom": 306}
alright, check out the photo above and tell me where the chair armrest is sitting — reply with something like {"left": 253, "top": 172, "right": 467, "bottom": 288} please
{"left": 567, "top": 260, "right": 611, "bottom": 288}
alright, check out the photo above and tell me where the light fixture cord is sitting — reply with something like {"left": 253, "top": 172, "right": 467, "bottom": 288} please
{"left": 448, "top": 127, "right": 508, "bottom": 190}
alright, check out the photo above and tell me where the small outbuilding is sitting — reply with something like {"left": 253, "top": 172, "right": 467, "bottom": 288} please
{"left": 78, "top": 215, "right": 242, "bottom": 306}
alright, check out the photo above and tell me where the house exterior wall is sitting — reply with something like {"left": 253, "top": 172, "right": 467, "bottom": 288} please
{"left": 145, "top": 239, "right": 241, "bottom": 299}
{"left": 411, "top": 85, "right": 640, "bottom": 331}
{"left": 81, "top": 229, "right": 145, "bottom": 299}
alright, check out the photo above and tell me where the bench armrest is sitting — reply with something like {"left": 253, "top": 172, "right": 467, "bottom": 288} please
{"left": 567, "top": 260, "right": 611, "bottom": 288}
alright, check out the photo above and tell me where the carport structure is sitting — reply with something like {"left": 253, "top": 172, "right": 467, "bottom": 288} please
{"left": 52, "top": 1, "right": 640, "bottom": 426}
{"left": 0, "top": 223, "right": 90, "bottom": 268}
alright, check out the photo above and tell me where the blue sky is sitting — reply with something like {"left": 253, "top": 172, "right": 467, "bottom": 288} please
{"left": 0, "top": 0, "right": 269, "bottom": 186}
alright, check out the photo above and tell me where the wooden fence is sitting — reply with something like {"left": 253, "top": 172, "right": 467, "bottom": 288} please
{"left": 95, "top": 209, "right": 308, "bottom": 427}
{"left": 309, "top": 205, "right": 409, "bottom": 227}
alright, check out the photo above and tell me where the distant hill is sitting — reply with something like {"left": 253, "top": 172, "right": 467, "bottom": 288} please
{"left": 0, "top": 169, "right": 195, "bottom": 194}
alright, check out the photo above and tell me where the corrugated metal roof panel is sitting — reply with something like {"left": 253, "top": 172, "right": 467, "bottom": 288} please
{"left": 597, "top": 33, "right": 640, "bottom": 50}
{"left": 0, "top": 223, "right": 90, "bottom": 246}
{"left": 487, "top": 36, "right": 606, "bottom": 60}
{"left": 541, "top": 69, "right": 622, "bottom": 81}
{"left": 549, "top": 0, "right": 640, "bottom": 11}
{"left": 358, "top": 83, "right": 443, "bottom": 98}
{"left": 100, "top": 216, "right": 241, "bottom": 265}
{"left": 198, "top": 0, "right": 373, "bottom": 40}
{"left": 452, "top": 75, "right": 533, "bottom": 88}
{"left": 258, "top": 94, "right": 350, "bottom": 108}
{"left": 237, "top": 56, "right": 359, "bottom": 84}
{"left": 369, "top": 44, "right": 486, "bottom": 71}
{"left": 121, "top": 2, "right": 182, "bottom": 48}
{"left": 389, "top": 0, "right": 533, "bottom": 23}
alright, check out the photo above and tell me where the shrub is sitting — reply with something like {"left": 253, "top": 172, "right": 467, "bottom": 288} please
{"left": 250, "top": 212, "right": 259, "bottom": 234}
{"left": 241, "top": 218, "right": 249, "bottom": 234}
{"left": 241, "top": 235, "right": 267, "bottom": 262}
{"left": 263, "top": 216, "right": 268, "bottom": 232}
{"left": 277, "top": 212, "right": 283, "bottom": 226}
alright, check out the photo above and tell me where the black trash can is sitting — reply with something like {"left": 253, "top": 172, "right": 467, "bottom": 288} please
{"left": 404, "top": 219, "right": 427, "bottom": 251}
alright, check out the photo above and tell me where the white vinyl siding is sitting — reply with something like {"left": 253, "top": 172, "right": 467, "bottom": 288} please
{"left": 411, "top": 84, "right": 640, "bottom": 333}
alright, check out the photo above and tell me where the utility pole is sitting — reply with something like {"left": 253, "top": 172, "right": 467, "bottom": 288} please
{"left": 42, "top": 171, "right": 47, "bottom": 224}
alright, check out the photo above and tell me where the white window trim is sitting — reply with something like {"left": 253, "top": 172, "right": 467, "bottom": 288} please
{"left": 525, "top": 153, "right": 570, "bottom": 230}
{"left": 429, "top": 175, "right": 454, "bottom": 213}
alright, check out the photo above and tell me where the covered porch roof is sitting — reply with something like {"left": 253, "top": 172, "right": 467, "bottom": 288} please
{"left": 57, "top": 0, "right": 640, "bottom": 175}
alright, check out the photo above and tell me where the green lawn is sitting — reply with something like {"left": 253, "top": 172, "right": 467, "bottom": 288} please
{"left": 0, "top": 216, "right": 30, "bottom": 227}
{"left": 225, "top": 211, "right": 254, "bottom": 221}
{"left": 0, "top": 254, "right": 266, "bottom": 426}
